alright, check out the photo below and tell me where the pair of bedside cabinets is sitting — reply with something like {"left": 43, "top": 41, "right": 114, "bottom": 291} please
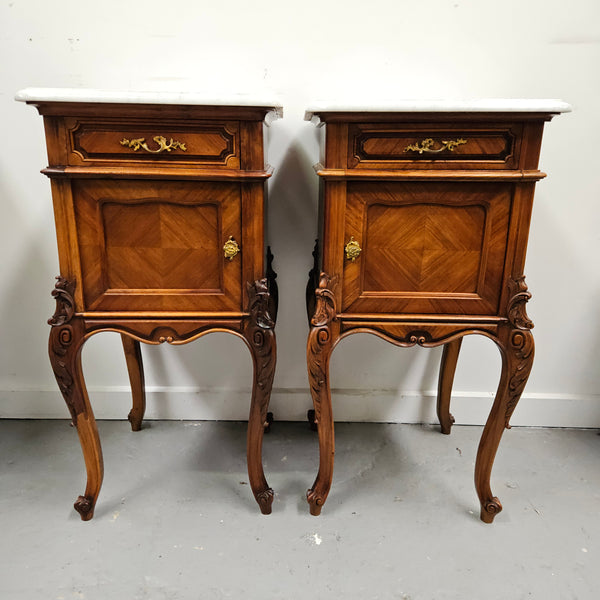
{"left": 17, "top": 89, "right": 569, "bottom": 523}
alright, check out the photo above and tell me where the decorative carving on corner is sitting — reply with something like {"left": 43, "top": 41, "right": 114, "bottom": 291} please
{"left": 311, "top": 273, "right": 336, "bottom": 328}
{"left": 48, "top": 277, "right": 79, "bottom": 421}
{"left": 48, "top": 276, "right": 75, "bottom": 327}
{"left": 507, "top": 276, "right": 534, "bottom": 331}
{"left": 245, "top": 279, "right": 276, "bottom": 425}
{"left": 247, "top": 278, "right": 275, "bottom": 331}
{"left": 505, "top": 328, "right": 534, "bottom": 429}
{"left": 504, "top": 276, "right": 535, "bottom": 428}
{"left": 307, "top": 273, "right": 337, "bottom": 425}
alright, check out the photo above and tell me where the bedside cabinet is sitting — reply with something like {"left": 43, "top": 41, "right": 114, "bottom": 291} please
{"left": 17, "top": 88, "right": 282, "bottom": 520}
{"left": 304, "top": 100, "right": 570, "bottom": 522}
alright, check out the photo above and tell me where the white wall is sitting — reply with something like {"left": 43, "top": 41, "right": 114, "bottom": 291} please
{"left": 1, "top": 0, "right": 599, "bottom": 427}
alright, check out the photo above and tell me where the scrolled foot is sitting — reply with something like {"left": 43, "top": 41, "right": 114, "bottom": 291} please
{"left": 480, "top": 497, "right": 503, "bottom": 524}
{"left": 255, "top": 488, "right": 274, "bottom": 515}
{"left": 307, "top": 489, "right": 324, "bottom": 516}
{"left": 127, "top": 409, "right": 142, "bottom": 432}
{"left": 74, "top": 495, "right": 95, "bottom": 521}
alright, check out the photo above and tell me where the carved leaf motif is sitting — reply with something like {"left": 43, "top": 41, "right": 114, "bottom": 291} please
{"left": 48, "top": 277, "right": 79, "bottom": 421}
{"left": 503, "top": 277, "right": 535, "bottom": 428}
{"left": 311, "top": 273, "right": 336, "bottom": 327}
{"left": 48, "top": 276, "right": 75, "bottom": 327}
{"left": 307, "top": 273, "right": 336, "bottom": 424}
{"left": 245, "top": 279, "right": 276, "bottom": 423}
{"left": 49, "top": 322, "right": 77, "bottom": 421}
{"left": 507, "top": 276, "right": 534, "bottom": 330}
{"left": 505, "top": 329, "right": 534, "bottom": 428}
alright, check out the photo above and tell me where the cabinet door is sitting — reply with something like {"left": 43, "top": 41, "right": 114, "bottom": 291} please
{"left": 73, "top": 180, "right": 242, "bottom": 312}
{"left": 342, "top": 181, "right": 511, "bottom": 315}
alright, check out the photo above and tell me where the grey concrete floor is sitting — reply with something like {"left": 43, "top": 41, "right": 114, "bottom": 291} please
{"left": 0, "top": 420, "right": 599, "bottom": 599}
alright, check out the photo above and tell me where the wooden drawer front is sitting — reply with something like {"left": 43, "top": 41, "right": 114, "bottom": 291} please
{"left": 73, "top": 180, "right": 242, "bottom": 312}
{"left": 348, "top": 123, "right": 521, "bottom": 169}
{"left": 66, "top": 118, "right": 239, "bottom": 167}
{"left": 342, "top": 181, "right": 512, "bottom": 315}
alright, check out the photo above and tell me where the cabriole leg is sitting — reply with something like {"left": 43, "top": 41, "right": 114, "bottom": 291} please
{"left": 48, "top": 277, "right": 103, "bottom": 521}
{"left": 121, "top": 334, "right": 146, "bottom": 431}
{"left": 306, "top": 273, "right": 337, "bottom": 516}
{"left": 475, "top": 277, "right": 535, "bottom": 523}
{"left": 244, "top": 279, "right": 276, "bottom": 514}
{"left": 437, "top": 338, "right": 463, "bottom": 435}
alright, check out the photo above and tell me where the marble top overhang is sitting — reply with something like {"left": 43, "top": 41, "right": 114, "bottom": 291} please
{"left": 15, "top": 88, "right": 283, "bottom": 121}
{"left": 305, "top": 99, "right": 571, "bottom": 124}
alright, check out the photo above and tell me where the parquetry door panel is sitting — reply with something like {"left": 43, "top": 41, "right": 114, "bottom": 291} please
{"left": 73, "top": 180, "right": 242, "bottom": 312}
{"left": 342, "top": 181, "right": 512, "bottom": 315}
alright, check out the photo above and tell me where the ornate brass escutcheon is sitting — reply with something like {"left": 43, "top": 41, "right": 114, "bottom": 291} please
{"left": 345, "top": 237, "right": 362, "bottom": 261}
{"left": 404, "top": 137, "right": 467, "bottom": 154}
{"left": 119, "top": 135, "right": 187, "bottom": 153}
{"left": 223, "top": 236, "right": 240, "bottom": 260}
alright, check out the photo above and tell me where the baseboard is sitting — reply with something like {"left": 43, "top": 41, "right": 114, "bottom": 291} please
{"left": 1, "top": 386, "right": 599, "bottom": 428}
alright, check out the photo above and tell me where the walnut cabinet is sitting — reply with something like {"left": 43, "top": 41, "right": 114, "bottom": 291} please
{"left": 17, "top": 88, "right": 282, "bottom": 520}
{"left": 304, "top": 100, "right": 570, "bottom": 522}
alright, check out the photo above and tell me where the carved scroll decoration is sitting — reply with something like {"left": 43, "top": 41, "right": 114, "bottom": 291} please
{"left": 48, "top": 276, "right": 75, "bottom": 327}
{"left": 245, "top": 279, "right": 276, "bottom": 424}
{"left": 244, "top": 278, "right": 276, "bottom": 512}
{"left": 255, "top": 489, "right": 274, "bottom": 513}
{"left": 307, "top": 273, "right": 336, "bottom": 426}
{"left": 507, "top": 276, "right": 534, "bottom": 330}
{"left": 504, "top": 276, "right": 535, "bottom": 428}
{"left": 48, "top": 277, "right": 79, "bottom": 421}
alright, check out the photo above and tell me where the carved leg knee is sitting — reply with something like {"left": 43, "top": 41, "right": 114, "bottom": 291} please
{"left": 48, "top": 278, "right": 104, "bottom": 521}
{"left": 475, "top": 285, "right": 534, "bottom": 522}
{"left": 244, "top": 279, "right": 276, "bottom": 514}
{"left": 306, "top": 273, "right": 337, "bottom": 515}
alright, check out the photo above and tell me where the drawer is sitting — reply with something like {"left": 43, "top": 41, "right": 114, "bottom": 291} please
{"left": 65, "top": 117, "right": 240, "bottom": 167}
{"left": 72, "top": 180, "right": 243, "bottom": 312}
{"left": 348, "top": 123, "right": 522, "bottom": 170}
{"left": 341, "top": 181, "right": 512, "bottom": 315}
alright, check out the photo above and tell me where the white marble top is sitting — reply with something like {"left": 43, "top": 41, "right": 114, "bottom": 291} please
{"left": 15, "top": 87, "right": 283, "bottom": 119}
{"left": 305, "top": 99, "right": 571, "bottom": 122}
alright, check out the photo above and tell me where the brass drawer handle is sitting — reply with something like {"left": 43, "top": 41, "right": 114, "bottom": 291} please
{"left": 345, "top": 237, "right": 362, "bottom": 261}
{"left": 119, "top": 135, "right": 187, "bottom": 153}
{"left": 404, "top": 137, "right": 467, "bottom": 154}
{"left": 223, "top": 236, "right": 240, "bottom": 260}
